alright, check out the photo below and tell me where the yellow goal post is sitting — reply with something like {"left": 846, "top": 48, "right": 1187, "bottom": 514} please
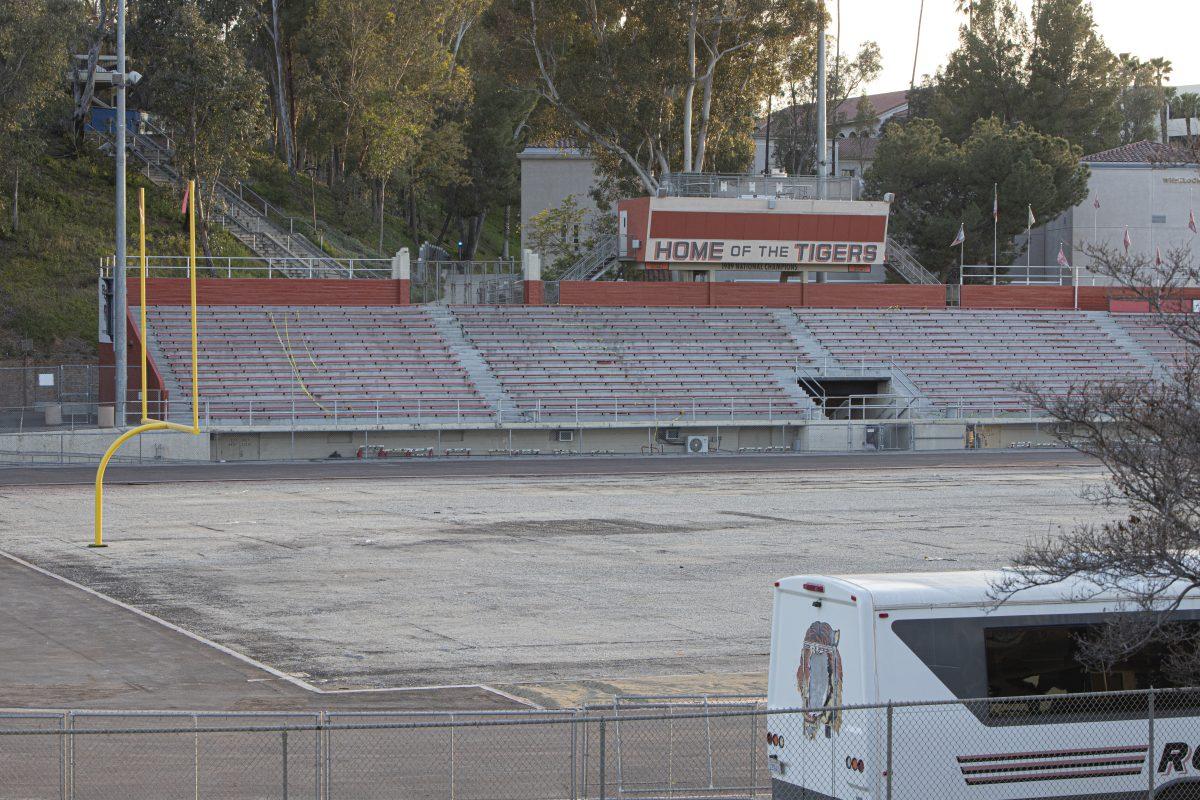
{"left": 91, "top": 180, "right": 202, "bottom": 547}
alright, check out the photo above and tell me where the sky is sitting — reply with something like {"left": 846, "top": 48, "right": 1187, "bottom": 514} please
{"left": 847, "top": 0, "right": 1198, "bottom": 97}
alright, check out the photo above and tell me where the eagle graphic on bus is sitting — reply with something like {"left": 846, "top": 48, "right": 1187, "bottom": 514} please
{"left": 795, "top": 620, "right": 843, "bottom": 739}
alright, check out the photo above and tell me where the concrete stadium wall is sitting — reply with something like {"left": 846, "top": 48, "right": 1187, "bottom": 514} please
{"left": 207, "top": 420, "right": 995, "bottom": 461}
{"left": 0, "top": 429, "right": 211, "bottom": 462}
{"left": 558, "top": 281, "right": 947, "bottom": 308}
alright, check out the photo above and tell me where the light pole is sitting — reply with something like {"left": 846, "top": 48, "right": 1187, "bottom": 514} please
{"left": 113, "top": 0, "right": 128, "bottom": 426}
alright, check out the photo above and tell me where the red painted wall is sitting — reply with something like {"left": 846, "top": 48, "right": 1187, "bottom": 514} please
{"left": 559, "top": 281, "right": 712, "bottom": 306}
{"left": 961, "top": 285, "right": 1137, "bottom": 311}
{"left": 961, "top": 286, "right": 1078, "bottom": 310}
{"left": 524, "top": 280, "right": 545, "bottom": 305}
{"left": 649, "top": 211, "right": 886, "bottom": 242}
{"left": 559, "top": 281, "right": 947, "bottom": 308}
{"left": 804, "top": 284, "right": 946, "bottom": 308}
{"left": 130, "top": 277, "right": 411, "bottom": 306}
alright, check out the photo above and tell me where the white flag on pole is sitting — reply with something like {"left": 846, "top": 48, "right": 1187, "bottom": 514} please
{"left": 950, "top": 223, "right": 965, "bottom": 247}
{"left": 1123, "top": 226, "right": 1132, "bottom": 254}
{"left": 1027, "top": 205, "right": 1036, "bottom": 227}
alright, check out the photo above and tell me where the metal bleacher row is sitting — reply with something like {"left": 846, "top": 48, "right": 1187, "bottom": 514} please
{"left": 800, "top": 309, "right": 1156, "bottom": 415}
{"left": 134, "top": 305, "right": 1189, "bottom": 425}
{"left": 451, "top": 306, "right": 814, "bottom": 419}
{"left": 1110, "top": 314, "right": 1193, "bottom": 368}
{"left": 139, "top": 306, "right": 491, "bottom": 422}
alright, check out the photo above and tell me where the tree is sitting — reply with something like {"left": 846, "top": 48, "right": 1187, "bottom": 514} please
{"left": 865, "top": 117, "right": 1087, "bottom": 279}
{"left": 770, "top": 39, "right": 881, "bottom": 176}
{"left": 0, "top": 0, "right": 79, "bottom": 233}
{"left": 298, "top": 0, "right": 479, "bottom": 241}
{"left": 909, "top": 0, "right": 1028, "bottom": 144}
{"left": 135, "top": 1, "right": 268, "bottom": 257}
{"left": 1116, "top": 54, "right": 1165, "bottom": 145}
{"left": 525, "top": 194, "right": 589, "bottom": 278}
{"left": 504, "top": 0, "right": 818, "bottom": 193}
{"left": 1023, "top": 0, "right": 1122, "bottom": 155}
{"left": 71, "top": 0, "right": 111, "bottom": 144}
{"left": 994, "top": 246, "right": 1200, "bottom": 684}
{"left": 1147, "top": 56, "right": 1173, "bottom": 144}
{"left": 915, "top": 0, "right": 1132, "bottom": 155}
{"left": 1171, "top": 92, "right": 1200, "bottom": 149}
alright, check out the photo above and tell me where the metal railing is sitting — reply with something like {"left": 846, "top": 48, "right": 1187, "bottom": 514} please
{"left": 884, "top": 237, "right": 941, "bottom": 285}
{"left": 0, "top": 393, "right": 1056, "bottom": 435}
{"left": 960, "top": 264, "right": 1108, "bottom": 286}
{"left": 1, "top": 688, "right": 1193, "bottom": 800}
{"left": 411, "top": 259, "right": 522, "bottom": 304}
{"left": 558, "top": 235, "right": 620, "bottom": 282}
{"left": 99, "top": 256, "right": 393, "bottom": 279}
{"left": 660, "top": 172, "right": 861, "bottom": 201}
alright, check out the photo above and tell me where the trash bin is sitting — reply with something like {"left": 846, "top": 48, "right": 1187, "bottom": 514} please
{"left": 98, "top": 405, "right": 115, "bottom": 428}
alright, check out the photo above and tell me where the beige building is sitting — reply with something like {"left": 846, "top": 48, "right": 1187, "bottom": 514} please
{"left": 1029, "top": 141, "right": 1200, "bottom": 282}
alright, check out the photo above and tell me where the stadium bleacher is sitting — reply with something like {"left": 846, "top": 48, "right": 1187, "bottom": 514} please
{"left": 137, "top": 305, "right": 491, "bottom": 423}
{"left": 452, "top": 306, "right": 818, "bottom": 420}
{"left": 796, "top": 309, "right": 1156, "bottom": 415}
{"left": 137, "top": 304, "right": 1182, "bottom": 425}
{"left": 1110, "top": 313, "right": 1192, "bottom": 368}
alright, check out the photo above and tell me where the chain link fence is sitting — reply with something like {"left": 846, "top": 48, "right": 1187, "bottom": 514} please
{"left": 1, "top": 689, "right": 1195, "bottom": 800}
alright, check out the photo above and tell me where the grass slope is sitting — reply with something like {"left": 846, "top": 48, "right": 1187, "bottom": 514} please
{"left": 0, "top": 148, "right": 250, "bottom": 362}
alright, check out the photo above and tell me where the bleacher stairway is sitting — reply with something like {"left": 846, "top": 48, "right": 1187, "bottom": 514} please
{"left": 428, "top": 307, "right": 522, "bottom": 421}
{"left": 1086, "top": 311, "right": 1170, "bottom": 380}
{"left": 93, "top": 102, "right": 344, "bottom": 277}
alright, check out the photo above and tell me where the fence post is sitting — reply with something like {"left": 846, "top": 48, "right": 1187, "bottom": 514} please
{"left": 282, "top": 730, "right": 289, "bottom": 800}
{"left": 1148, "top": 689, "right": 1155, "bottom": 799}
{"left": 449, "top": 714, "right": 457, "bottom": 800}
{"left": 570, "top": 712, "right": 578, "bottom": 800}
{"left": 599, "top": 717, "right": 607, "bottom": 800}
{"left": 67, "top": 712, "right": 75, "bottom": 800}
{"left": 193, "top": 715, "right": 200, "bottom": 800}
{"left": 886, "top": 702, "right": 893, "bottom": 800}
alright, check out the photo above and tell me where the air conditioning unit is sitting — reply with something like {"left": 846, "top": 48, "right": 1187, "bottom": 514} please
{"left": 556, "top": 430, "right": 575, "bottom": 443}
{"left": 686, "top": 435, "right": 710, "bottom": 454}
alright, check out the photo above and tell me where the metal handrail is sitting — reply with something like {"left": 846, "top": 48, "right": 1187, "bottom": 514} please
{"left": 885, "top": 237, "right": 941, "bottom": 285}
{"left": 99, "top": 256, "right": 392, "bottom": 279}
{"left": 558, "top": 234, "right": 619, "bottom": 282}
{"left": 960, "top": 264, "right": 1105, "bottom": 286}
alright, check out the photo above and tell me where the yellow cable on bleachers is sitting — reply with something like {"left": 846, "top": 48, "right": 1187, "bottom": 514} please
{"left": 268, "top": 310, "right": 328, "bottom": 413}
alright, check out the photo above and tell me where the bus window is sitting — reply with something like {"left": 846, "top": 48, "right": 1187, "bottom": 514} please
{"left": 984, "top": 623, "right": 1198, "bottom": 721}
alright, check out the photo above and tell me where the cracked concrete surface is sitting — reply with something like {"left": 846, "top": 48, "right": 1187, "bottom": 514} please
{"left": 0, "top": 463, "right": 1113, "bottom": 701}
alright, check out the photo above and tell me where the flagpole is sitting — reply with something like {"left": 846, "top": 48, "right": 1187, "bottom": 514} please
{"left": 1026, "top": 205, "right": 1032, "bottom": 275}
{"left": 1069, "top": 242, "right": 1078, "bottom": 310}
{"left": 992, "top": 182, "right": 998, "bottom": 270}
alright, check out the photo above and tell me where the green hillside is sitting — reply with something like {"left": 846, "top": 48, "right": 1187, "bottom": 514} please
{"left": 0, "top": 146, "right": 250, "bottom": 362}
{"left": 0, "top": 148, "right": 517, "bottom": 364}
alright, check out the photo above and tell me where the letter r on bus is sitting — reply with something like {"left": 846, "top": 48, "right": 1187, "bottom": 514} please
{"left": 1159, "top": 742, "right": 1190, "bottom": 774}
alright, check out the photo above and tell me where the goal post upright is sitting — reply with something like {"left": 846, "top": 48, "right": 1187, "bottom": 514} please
{"left": 92, "top": 181, "right": 201, "bottom": 548}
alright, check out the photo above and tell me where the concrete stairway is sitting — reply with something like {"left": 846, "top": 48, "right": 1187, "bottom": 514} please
{"left": 773, "top": 310, "right": 839, "bottom": 363}
{"left": 1086, "top": 311, "right": 1170, "bottom": 380}
{"left": 429, "top": 307, "right": 525, "bottom": 422}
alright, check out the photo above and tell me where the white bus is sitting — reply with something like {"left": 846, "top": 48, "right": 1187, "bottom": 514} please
{"left": 765, "top": 571, "right": 1200, "bottom": 800}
